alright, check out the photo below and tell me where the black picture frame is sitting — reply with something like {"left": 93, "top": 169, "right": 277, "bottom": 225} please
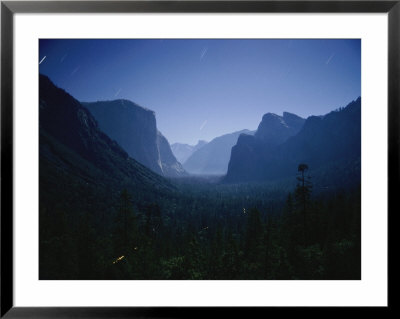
{"left": 1, "top": 1, "right": 396, "bottom": 317}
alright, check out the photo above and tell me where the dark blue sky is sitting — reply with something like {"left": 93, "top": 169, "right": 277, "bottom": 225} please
{"left": 39, "top": 39, "right": 361, "bottom": 145}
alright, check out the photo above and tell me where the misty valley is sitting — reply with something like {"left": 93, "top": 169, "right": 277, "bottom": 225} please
{"left": 39, "top": 74, "right": 361, "bottom": 280}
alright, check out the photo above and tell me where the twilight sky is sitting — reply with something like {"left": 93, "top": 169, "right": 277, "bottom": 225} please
{"left": 39, "top": 39, "right": 361, "bottom": 145}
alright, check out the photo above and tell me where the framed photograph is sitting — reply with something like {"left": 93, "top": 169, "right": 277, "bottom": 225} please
{"left": 1, "top": 0, "right": 396, "bottom": 317}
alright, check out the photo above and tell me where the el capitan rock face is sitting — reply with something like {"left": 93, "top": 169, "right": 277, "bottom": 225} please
{"left": 84, "top": 100, "right": 186, "bottom": 177}
{"left": 39, "top": 74, "right": 173, "bottom": 193}
{"left": 225, "top": 98, "right": 360, "bottom": 183}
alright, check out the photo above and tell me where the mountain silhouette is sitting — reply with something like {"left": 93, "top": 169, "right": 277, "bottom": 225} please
{"left": 39, "top": 74, "right": 173, "bottom": 194}
{"left": 183, "top": 129, "right": 255, "bottom": 175}
{"left": 171, "top": 140, "right": 208, "bottom": 164}
{"left": 225, "top": 98, "right": 361, "bottom": 185}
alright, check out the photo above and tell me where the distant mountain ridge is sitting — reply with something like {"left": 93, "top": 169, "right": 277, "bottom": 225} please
{"left": 225, "top": 98, "right": 361, "bottom": 184}
{"left": 171, "top": 140, "right": 208, "bottom": 164}
{"left": 183, "top": 129, "right": 255, "bottom": 175}
{"left": 83, "top": 100, "right": 186, "bottom": 178}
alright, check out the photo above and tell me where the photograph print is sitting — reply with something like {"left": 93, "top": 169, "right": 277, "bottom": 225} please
{"left": 39, "top": 39, "right": 361, "bottom": 280}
